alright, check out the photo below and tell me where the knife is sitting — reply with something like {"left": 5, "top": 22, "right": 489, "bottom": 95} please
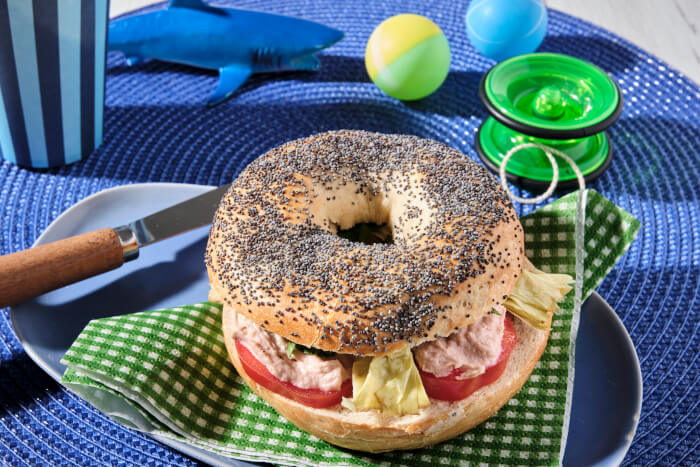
{"left": 0, "top": 184, "right": 231, "bottom": 308}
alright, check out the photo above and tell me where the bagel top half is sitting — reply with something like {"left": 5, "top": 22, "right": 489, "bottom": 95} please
{"left": 205, "top": 130, "right": 524, "bottom": 356}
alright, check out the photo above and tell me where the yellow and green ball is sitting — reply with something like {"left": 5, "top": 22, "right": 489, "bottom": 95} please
{"left": 365, "top": 14, "right": 451, "bottom": 101}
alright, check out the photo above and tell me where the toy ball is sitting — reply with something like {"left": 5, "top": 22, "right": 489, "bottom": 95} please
{"left": 365, "top": 14, "right": 450, "bottom": 101}
{"left": 466, "top": 0, "right": 547, "bottom": 62}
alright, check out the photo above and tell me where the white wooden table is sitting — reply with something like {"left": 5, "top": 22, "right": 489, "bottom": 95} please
{"left": 547, "top": 0, "right": 699, "bottom": 84}
{"left": 110, "top": 0, "right": 700, "bottom": 84}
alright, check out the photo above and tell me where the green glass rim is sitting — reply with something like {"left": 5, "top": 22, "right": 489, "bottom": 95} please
{"left": 480, "top": 53, "right": 623, "bottom": 139}
{"left": 475, "top": 118, "right": 613, "bottom": 190}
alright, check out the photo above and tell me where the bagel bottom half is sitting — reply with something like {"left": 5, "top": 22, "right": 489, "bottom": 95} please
{"left": 221, "top": 307, "right": 550, "bottom": 453}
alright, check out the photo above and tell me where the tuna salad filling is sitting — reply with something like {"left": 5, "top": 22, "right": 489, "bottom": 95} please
{"left": 413, "top": 304, "right": 507, "bottom": 379}
{"left": 230, "top": 310, "right": 351, "bottom": 391}
{"left": 229, "top": 305, "right": 508, "bottom": 392}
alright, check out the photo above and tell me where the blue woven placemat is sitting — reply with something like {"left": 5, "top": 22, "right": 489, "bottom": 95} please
{"left": 1, "top": 1, "right": 698, "bottom": 465}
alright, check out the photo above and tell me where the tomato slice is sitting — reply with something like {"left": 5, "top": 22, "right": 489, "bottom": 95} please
{"left": 418, "top": 314, "right": 517, "bottom": 402}
{"left": 235, "top": 340, "right": 352, "bottom": 408}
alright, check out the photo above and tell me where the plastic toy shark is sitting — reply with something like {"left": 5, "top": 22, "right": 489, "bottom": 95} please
{"left": 108, "top": 0, "right": 344, "bottom": 105}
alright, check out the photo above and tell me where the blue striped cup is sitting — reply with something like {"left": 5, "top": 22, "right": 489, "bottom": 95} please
{"left": 0, "top": 0, "right": 108, "bottom": 168}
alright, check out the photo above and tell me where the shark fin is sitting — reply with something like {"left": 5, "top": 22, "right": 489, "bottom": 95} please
{"left": 169, "top": 0, "right": 210, "bottom": 10}
{"left": 208, "top": 64, "right": 252, "bottom": 106}
{"left": 125, "top": 55, "right": 146, "bottom": 66}
{"left": 289, "top": 54, "right": 321, "bottom": 71}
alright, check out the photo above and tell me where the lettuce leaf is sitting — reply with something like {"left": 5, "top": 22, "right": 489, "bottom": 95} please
{"left": 285, "top": 341, "right": 336, "bottom": 359}
{"left": 504, "top": 267, "right": 573, "bottom": 329}
{"left": 342, "top": 346, "right": 429, "bottom": 415}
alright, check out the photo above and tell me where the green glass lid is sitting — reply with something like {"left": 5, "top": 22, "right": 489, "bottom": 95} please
{"left": 475, "top": 117, "right": 612, "bottom": 189}
{"left": 480, "top": 53, "right": 622, "bottom": 139}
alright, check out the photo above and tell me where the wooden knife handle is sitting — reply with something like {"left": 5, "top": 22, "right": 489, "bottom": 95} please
{"left": 0, "top": 228, "right": 126, "bottom": 308}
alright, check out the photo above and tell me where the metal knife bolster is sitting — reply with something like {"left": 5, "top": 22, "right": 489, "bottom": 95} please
{"left": 114, "top": 225, "right": 140, "bottom": 262}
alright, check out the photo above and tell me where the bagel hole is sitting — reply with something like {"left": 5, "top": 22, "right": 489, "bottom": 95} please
{"left": 336, "top": 222, "right": 393, "bottom": 245}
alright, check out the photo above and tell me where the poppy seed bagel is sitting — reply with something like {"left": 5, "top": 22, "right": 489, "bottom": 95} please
{"left": 206, "top": 130, "right": 524, "bottom": 357}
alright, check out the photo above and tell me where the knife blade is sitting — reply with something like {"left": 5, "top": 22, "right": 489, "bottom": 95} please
{"left": 116, "top": 183, "right": 231, "bottom": 259}
{"left": 0, "top": 184, "right": 231, "bottom": 308}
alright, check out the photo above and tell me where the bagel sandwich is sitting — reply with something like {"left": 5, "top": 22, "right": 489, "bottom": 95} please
{"left": 205, "top": 130, "right": 573, "bottom": 452}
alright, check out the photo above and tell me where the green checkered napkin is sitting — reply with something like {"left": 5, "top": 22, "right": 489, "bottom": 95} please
{"left": 61, "top": 189, "right": 639, "bottom": 466}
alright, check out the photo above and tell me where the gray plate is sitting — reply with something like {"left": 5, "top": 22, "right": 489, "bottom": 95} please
{"left": 11, "top": 183, "right": 642, "bottom": 466}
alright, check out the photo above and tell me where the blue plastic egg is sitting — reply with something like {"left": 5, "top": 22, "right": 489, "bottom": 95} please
{"left": 466, "top": 0, "right": 548, "bottom": 62}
